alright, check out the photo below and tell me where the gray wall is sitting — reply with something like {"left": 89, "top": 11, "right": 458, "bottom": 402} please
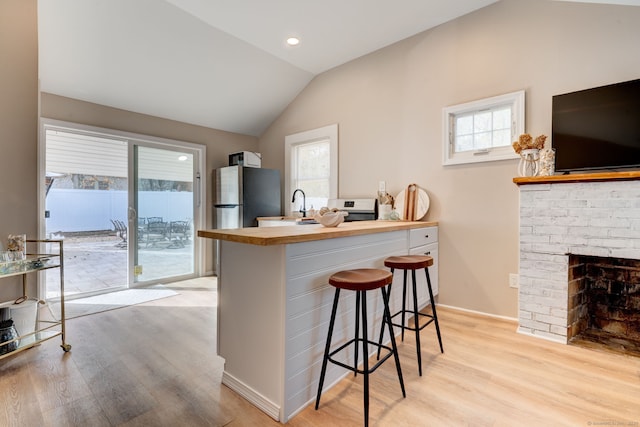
{"left": 0, "top": 0, "right": 38, "bottom": 299}
{"left": 258, "top": 0, "right": 640, "bottom": 318}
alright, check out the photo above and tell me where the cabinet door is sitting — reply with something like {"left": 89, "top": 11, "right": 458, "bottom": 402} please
{"left": 408, "top": 242, "right": 438, "bottom": 308}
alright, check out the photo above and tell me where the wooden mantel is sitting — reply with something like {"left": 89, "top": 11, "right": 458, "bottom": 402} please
{"left": 513, "top": 171, "right": 640, "bottom": 185}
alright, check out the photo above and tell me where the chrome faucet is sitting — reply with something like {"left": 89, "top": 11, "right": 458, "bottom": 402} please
{"left": 291, "top": 189, "right": 306, "bottom": 217}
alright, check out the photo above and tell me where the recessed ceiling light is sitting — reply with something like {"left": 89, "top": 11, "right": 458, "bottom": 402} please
{"left": 286, "top": 37, "right": 300, "bottom": 46}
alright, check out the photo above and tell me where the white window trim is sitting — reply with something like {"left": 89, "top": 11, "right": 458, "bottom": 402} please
{"left": 442, "top": 90, "right": 525, "bottom": 166}
{"left": 284, "top": 124, "right": 338, "bottom": 213}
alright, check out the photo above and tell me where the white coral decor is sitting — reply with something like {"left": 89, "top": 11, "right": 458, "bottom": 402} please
{"left": 314, "top": 211, "right": 348, "bottom": 227}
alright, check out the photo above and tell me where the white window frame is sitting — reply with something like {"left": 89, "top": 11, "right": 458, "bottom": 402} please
{"left": 285, "top": 124, "right": 338, "bottom": 215}
{"left": 442, "top": 90, "right": 525, "bottom": 166}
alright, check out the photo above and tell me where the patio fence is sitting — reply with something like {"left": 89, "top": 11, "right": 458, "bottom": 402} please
{"left": 46, "top": 189, "right": 193, "bottom": 233}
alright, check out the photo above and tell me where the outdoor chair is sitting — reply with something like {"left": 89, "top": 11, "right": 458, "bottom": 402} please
{"left": 146, "top": 217, "right": 163, "bottom": 224}
{"left": 168, "top": 220, "right": 190, "bottom": 248}
{"left": 144, "top": 221, "right": 169, "bottom": 247}
{"left": 110, "top": 219, "right": 127, "bottom": 248}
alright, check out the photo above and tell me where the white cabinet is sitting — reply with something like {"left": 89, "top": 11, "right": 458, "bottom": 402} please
{"left": 407, "top": 226, "right": 438, "bottom": 308}
{"left": 408, "top": 226, "right": 438, "bottom": 248}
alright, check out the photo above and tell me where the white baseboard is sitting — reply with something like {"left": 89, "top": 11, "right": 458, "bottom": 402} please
{"left": 437, "top": 303, "right": 518, "bottom": 322}
{"left": 516, "top": 326, "right": 567, "bottom": 344}
{"left": 221, "top": 371, "right": 280, "bottom": 422}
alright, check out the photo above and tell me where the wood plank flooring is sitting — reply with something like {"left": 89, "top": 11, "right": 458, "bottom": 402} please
{"left": 1, "top": 286, "right": 639, "bottom": 426}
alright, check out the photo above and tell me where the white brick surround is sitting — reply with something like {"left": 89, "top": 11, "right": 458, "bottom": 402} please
{"left": 518, "top": 179, "right": 640, "bottom": 343}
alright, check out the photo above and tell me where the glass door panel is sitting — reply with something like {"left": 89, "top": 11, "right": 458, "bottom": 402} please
{"left": 132, "top": 145, "right": 196, "bottom": 283}
{"left": 44, "top": 129, "right": 129, "bottom": 298}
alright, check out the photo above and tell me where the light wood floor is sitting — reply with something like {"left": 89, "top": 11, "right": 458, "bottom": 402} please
{"left": 1, "top": 287, "right": 639, "bottom": 426}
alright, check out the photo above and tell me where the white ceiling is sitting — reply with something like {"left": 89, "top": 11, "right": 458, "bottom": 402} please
{"left": 37, "top": 0, "right": 638, "bottom": 137}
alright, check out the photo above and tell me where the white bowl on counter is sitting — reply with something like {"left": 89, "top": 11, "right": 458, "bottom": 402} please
{"left": 314, "top": 211, "right": 348, "bottom": 227}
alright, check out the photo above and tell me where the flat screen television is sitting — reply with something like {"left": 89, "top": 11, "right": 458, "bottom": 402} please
{"left": 552, "top": 78, "right": 640, "bottom": 173}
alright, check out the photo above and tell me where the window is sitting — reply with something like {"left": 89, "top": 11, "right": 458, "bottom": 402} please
{"left": 285, "top": 124, "right": 338, "bottom": 213}
{"left": 442, "top": 90, "right": 525, "bottom": 165}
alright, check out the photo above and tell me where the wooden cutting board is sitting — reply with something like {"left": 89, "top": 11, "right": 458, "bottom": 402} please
{"left": 395, "top": 184, "right": 430, "bottom": 221}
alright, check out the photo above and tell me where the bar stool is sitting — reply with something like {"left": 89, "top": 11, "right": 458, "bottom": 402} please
{"left": 378, "top": 255, "right": 443, "bottom": 376}
{"left": 315, "top": 268, "right": 406, "bottom": 427}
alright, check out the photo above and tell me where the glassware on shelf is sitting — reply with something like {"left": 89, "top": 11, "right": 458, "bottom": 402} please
{"left": 0, "top": 252, "right": 8, "bottom": 274}
{"left": 0, "top": 251, "right": 27, "bottom": 274}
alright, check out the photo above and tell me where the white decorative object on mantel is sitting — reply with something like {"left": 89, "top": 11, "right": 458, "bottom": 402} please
{"left": 517, "top": 149, "right": 540, "bottom": 177}
{"left": 512, "top": 134, "right": 546, "bottom": 177}
{"left": 538, "top": 148, "right": 556, "bottom": 176}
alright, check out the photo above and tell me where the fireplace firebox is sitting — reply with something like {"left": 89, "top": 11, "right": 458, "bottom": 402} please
{"left": 567, "top": 255, "right": 640, "bottom": 356}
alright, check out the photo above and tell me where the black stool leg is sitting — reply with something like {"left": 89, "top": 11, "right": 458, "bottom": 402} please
{"left": 401, "top": 269, "right": 408, "bottom": 342}
{"left": 360, "top": 290, "right": 370, "bottom": 427}
{"left": 381, "top": 285, "right": 406, "bottom": 398}
{"left": 354, "top": 290, "right": 360, "bottom": 377}
{"left": 411, "top": 269, "right": 423, "bottom": 376}
{"left": 425, "top": 267, "right": 444, "bottom": 353}
{"left": 376, "top": 275, "right": 393, "bottom": 360}
{"left": 315, "top": 288, "right": 341, "bottom": 410}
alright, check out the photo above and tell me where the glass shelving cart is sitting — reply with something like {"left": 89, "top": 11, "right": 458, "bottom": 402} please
{"left": 0, "top": 239, "right": 70, "bottom": 359}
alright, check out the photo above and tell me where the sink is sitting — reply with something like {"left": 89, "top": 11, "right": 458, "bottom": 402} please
{"left": 296, "top": 219, "right": 319, "bottom": 225}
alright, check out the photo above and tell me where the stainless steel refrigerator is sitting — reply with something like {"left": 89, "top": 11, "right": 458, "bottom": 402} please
{"left": 213, "top": 166, "right": 281, "bottom": 228}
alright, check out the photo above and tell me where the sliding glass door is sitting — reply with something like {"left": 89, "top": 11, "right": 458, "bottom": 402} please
{"left": 42, "top": 121, "right": 204, "bottom": 299}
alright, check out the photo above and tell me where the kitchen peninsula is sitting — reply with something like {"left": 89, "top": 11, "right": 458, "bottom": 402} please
{"left": 197, "top": 220, "right": 438, "bottom": 422}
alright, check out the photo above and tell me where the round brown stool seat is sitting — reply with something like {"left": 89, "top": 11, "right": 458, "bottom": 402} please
{"left": 378, "top": 254, "right": 443, "bottom": 376}
{"left": 329, "top": 268, "right": 392, "bottom": 291}
{"left": 384, "top": 255, "right": 434, "bottom": 270}
{"left": 316, "top": 268, "right": 405, "bottom": 427}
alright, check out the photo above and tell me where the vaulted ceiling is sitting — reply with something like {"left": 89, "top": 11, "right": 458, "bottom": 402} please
{"left": 37, "top": 0, "right": 637, "bottom": 137}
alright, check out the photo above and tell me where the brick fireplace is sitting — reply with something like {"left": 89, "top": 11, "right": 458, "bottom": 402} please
{"left": 515, "top": 173, "right": 640, "bottom": 351}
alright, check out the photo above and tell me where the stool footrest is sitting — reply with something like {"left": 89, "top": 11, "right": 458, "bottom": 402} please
{"left": 387, "top": 310, "right": 435, "bottom": 333}
{"left": 328, "top": 338, "right": 395, "bottom": 375}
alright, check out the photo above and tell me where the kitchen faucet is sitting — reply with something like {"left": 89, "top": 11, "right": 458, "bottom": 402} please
{"left": 291, "top": 189, "right": 306, "bottom": 217}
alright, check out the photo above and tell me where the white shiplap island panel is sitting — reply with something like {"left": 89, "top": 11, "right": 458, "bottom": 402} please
{"left": 197, "top": 220, "right": 439, "bottom": 422}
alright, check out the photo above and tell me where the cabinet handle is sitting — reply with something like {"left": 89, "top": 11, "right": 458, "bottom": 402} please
{"left": 424, "top": 251, "right": 431, "bottom": 255}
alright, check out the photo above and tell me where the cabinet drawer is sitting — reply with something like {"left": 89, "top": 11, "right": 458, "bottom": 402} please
{"left": 409, "top": 226, "right": 437, "bottom": 248}
{"left": 409, "top": 242, "right": 438, "bottom": 297}
{"left": 411, "top": 242, "right": 437, "bottom": 258}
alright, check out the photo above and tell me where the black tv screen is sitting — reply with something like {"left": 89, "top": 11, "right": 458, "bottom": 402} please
{"left": 552, "top": 78, "right": 640, "bottom": 173}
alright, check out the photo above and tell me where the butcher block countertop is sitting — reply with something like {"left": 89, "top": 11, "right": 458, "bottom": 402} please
{"left": 197, "top": 220, "right": 438, "bottom": 246}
